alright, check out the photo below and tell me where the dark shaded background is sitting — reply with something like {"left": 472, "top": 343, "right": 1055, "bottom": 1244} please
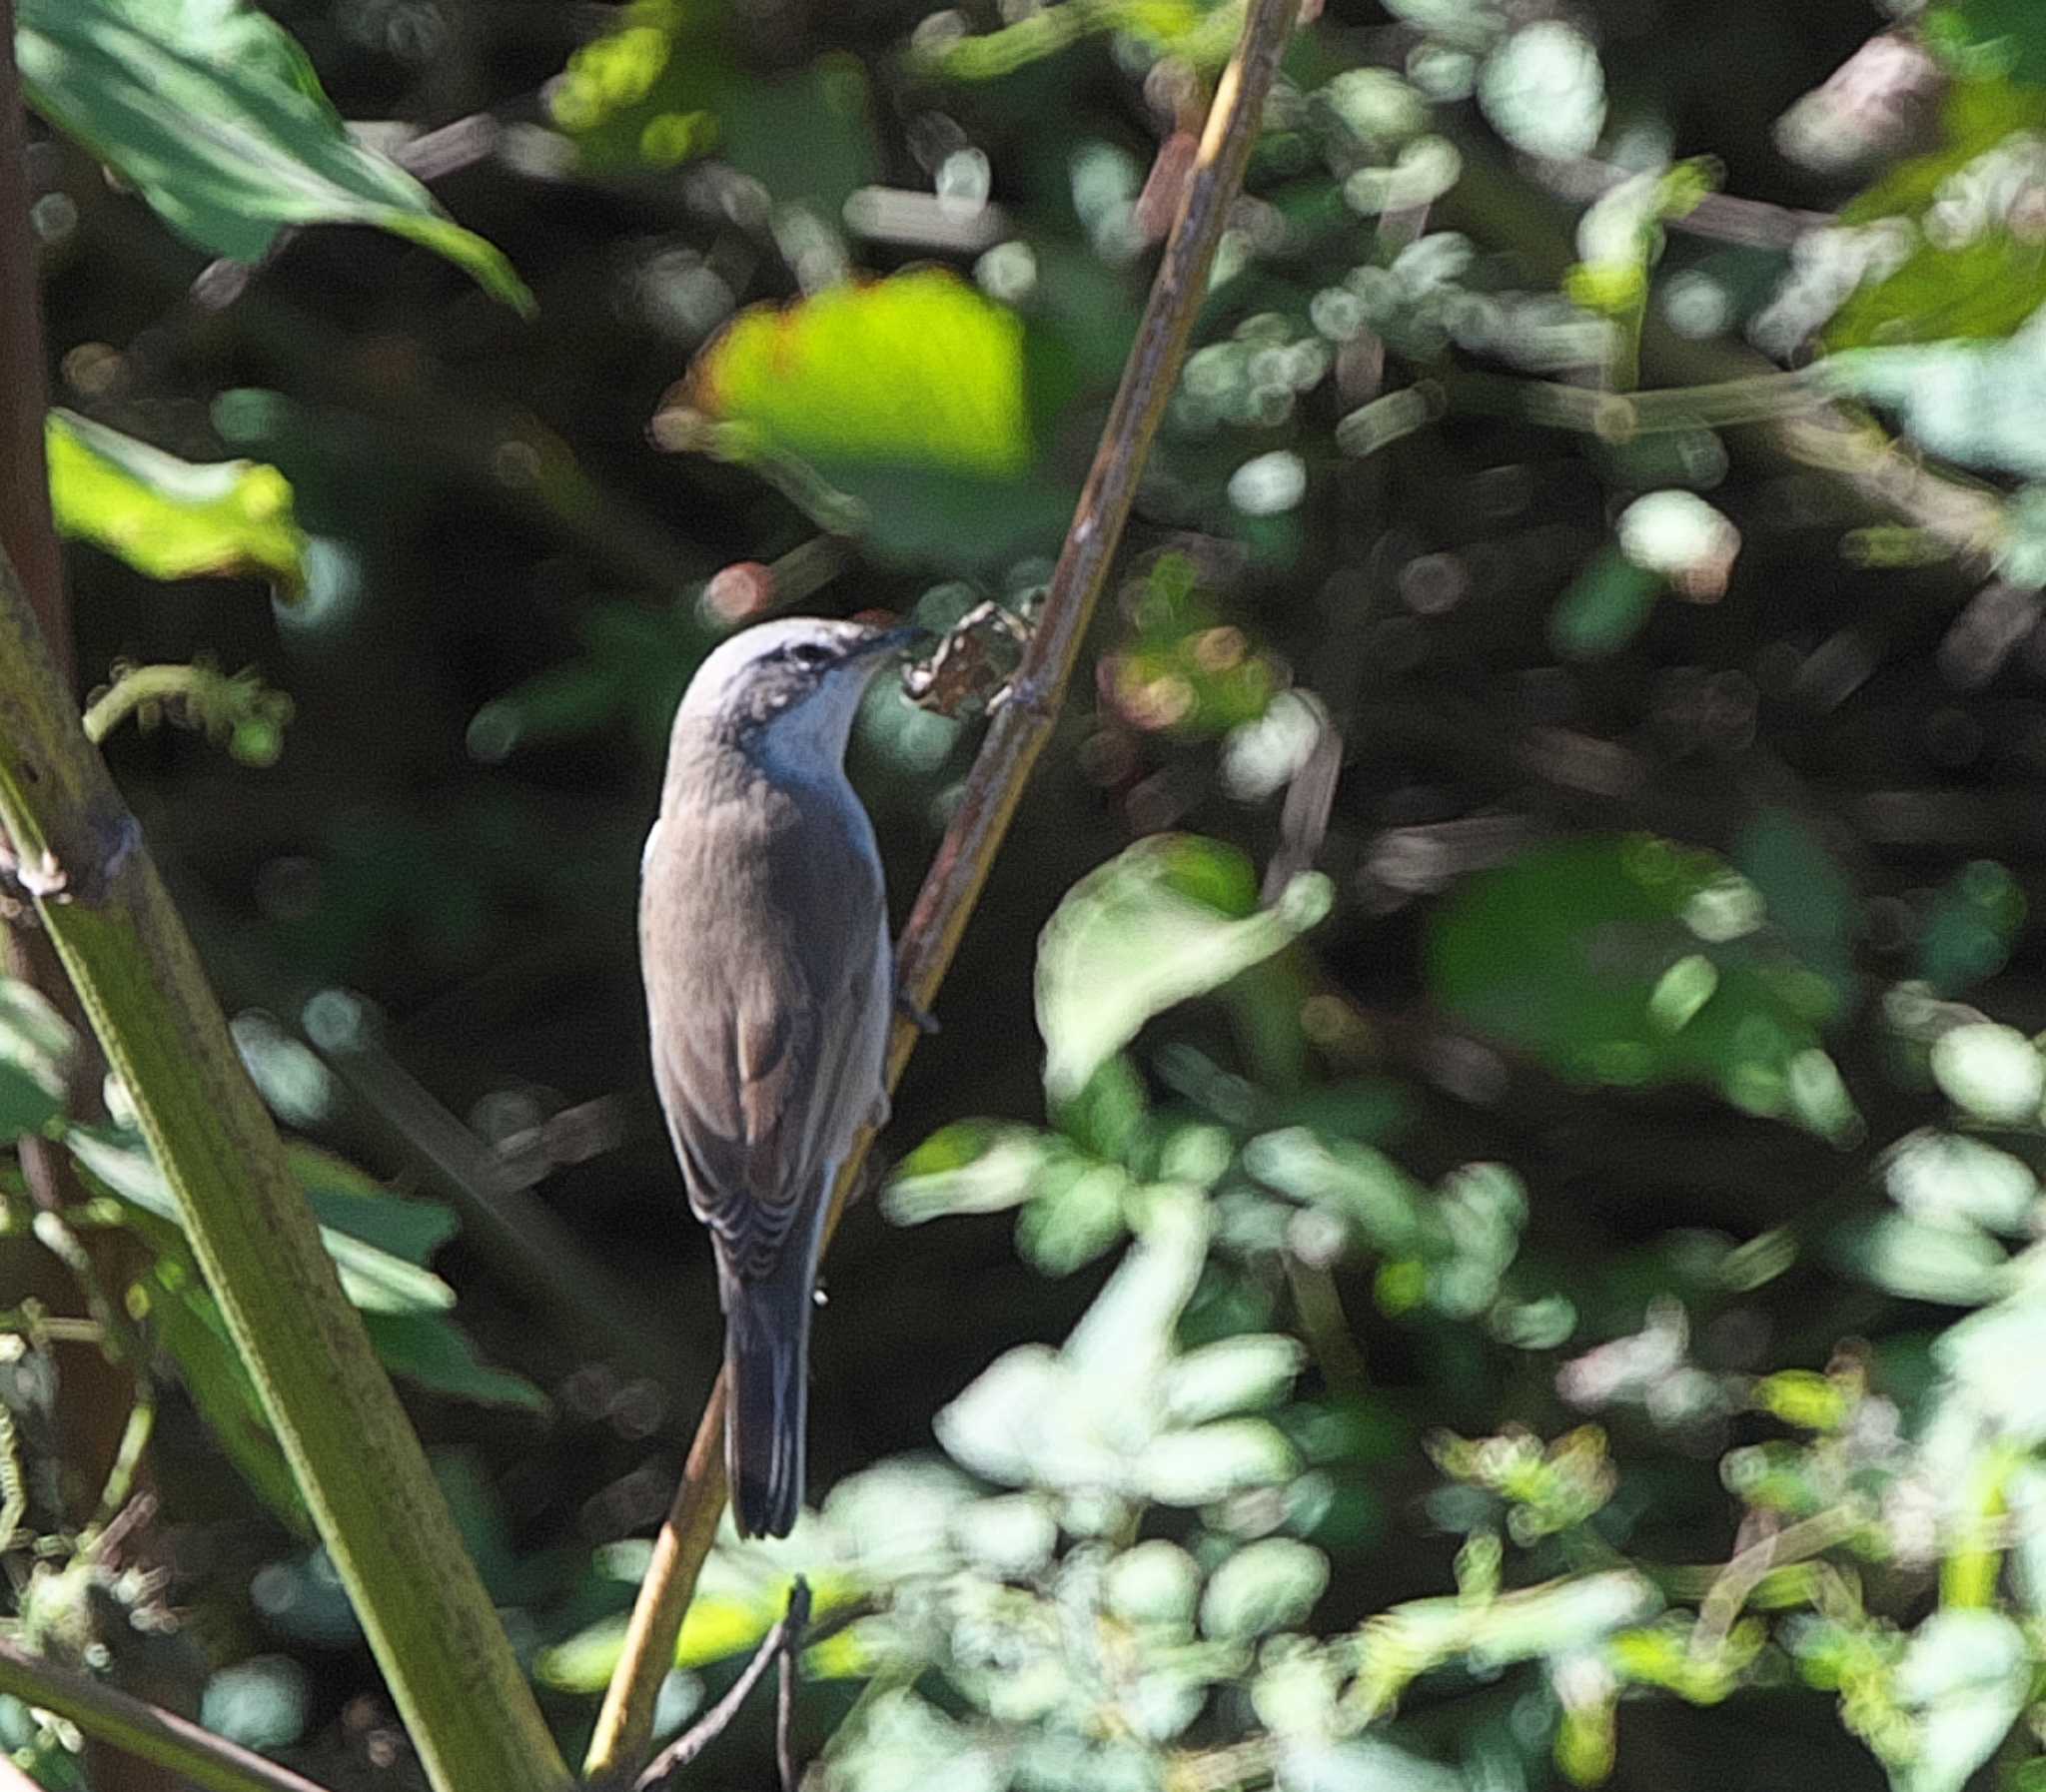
{"left": 26, "top": 0, "right": 2030, "bottom": 1785}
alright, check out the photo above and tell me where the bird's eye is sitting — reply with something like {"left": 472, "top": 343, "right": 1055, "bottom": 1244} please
{"left": 789, "top": 642, "right": 831, "bottom": 667}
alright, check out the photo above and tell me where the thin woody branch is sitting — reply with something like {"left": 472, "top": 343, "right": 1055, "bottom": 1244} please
{"left": 578, "top": 0, "right": 1304, "bottom": 1777}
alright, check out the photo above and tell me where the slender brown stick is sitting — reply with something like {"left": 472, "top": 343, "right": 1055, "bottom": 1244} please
{"left": 0, "top": 1639, "right": 338, "bottom": 1792}
{"left": 630, "top": 1579, "right": 811, "bottom": 1791}
{"left": 578, "top": 0, "right": 1303, "bottom": 1777}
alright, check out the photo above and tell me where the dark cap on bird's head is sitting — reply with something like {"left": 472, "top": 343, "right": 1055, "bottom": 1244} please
{"left": 677, "top": 616, "right": 927, "bottom": 751}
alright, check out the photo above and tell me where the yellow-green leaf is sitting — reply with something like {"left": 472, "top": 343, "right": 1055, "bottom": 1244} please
{"left": 687, "top": 270, "right": 1034, "bottom": 480}
{"left": 48, "top": 411, "right": 310, "bottom": 597}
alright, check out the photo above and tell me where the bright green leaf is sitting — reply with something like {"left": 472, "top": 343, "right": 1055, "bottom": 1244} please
{"left": 1104, "top": 1541, "right": 1202, "bottom": 1630}
{"left": 1037, "top": 835, "right": 1332, "bottom": 1105}
{"left": 1828, "top": 78, "right": 2046, "bottom": 350}
{"left": 1200, "top": 1538, "right": 1330, "bottom": 1640}
{"left": 676, "top": 269, "right": 1072, "bottom": 564}
{"left": 1893, "top": 1610, "right": 2028, "bottom": 1792}
{"left": 884, "top": 1123, "right": 1054, "bottom": 1225}
{"left": 17, "top": 0, "right": 531, "bottom": 311}
{"left": 1830, "top": 1213, "right": 2009, "bottom": 1306}
{"left": 1162, "top": 1335, "right": 1306, "bottom": 1426}
{"left": 1016, "top": 1164, "right": 1131, "bottom": 1278}
{"left": 689, "top": 273, "right": 1029, "bottom": 477}
{"left": 47, "top": 411, "right": 309, "bottom": 597}
{"left": 1144, "top": 1419, "right": 1299, "bottom": 1505}
{"left": 1930, "top": 1022, "right": 2045, "bottom": 1123}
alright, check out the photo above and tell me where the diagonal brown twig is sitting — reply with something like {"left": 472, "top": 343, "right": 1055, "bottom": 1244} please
{"left": 578, "top": 0, "right": 1304, "bottom": 1779}
{"left": 631, "top": 1579, "right": 811, "bottom": 1791}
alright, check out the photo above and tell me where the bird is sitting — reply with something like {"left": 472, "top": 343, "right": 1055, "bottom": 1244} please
{"left": 639, "top": 614, "right": 922, "bottom": 1538}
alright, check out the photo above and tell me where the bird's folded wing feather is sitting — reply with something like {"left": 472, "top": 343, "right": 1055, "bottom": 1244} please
{"left": 643, "top": 791, "right": 884, "bottom": 1280}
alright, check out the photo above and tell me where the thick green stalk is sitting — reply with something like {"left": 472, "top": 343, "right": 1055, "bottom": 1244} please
{"left": 0, "top": 538, "right": 571, "bottom": 1792}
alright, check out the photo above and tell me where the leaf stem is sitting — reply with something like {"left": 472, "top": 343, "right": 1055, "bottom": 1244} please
{"left": 577, "top": 0, "right": 1304, "bottom": 1777}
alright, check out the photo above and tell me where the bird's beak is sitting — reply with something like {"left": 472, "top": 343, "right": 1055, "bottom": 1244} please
{"left": 857, "top": 623, "right": 934, "bottom": 658}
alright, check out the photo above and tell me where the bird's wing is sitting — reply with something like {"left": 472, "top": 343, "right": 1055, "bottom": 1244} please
{"left": 642, "top": 788, "right": 887, "bottom": 1282}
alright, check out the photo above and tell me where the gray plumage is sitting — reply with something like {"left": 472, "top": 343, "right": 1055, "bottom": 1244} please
{"left": 639, "top": 616, "right": 913, "bottom": 1537}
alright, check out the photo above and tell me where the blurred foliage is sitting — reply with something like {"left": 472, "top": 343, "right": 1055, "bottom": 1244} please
{"left": 21, "top": 0, "right": 2046, "bottom": 1789}
{"left": 47, "top": 411, "right": 309, "bottom": 598}
{"left": 15, "top": 0, "right": 531, "bottom": 309}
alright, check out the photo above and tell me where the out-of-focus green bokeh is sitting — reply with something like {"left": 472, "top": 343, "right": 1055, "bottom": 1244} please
{"left": 20, "top": 0, "right": 2046, "bottom": 1789}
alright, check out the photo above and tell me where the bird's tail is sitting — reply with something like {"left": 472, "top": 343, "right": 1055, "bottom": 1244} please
{"left": 720, "top": 1254, "right": 813, "bottom": 1540}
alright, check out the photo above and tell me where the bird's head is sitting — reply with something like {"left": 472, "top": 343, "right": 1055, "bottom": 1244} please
{"left": 677, "top": 615, "right": 926, "bottom": 769}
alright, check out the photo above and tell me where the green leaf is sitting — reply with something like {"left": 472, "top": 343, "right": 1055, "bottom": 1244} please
{"left": 690, "top": 272, "right": 1030, "bottom": 475}
{"left": 66, "top": 1124, "right": 456, "bottom": 1314}
{"left": 1104, "top": 1541, "right": 1202, "bottom": 1630}
{"left": 1548, "top": 545, "right": 1661, "bottom": 659}
{"left": 47, "top": 412, "right": 309, "bottom": 597}
{"left": 676, "top": 269, "right": 1073, "bottom": 564}
{"left": 287, "top": 1143, "right": 460, "bottom": 1266}
{"left": 1828, "top": 78, "right": 2046, "bottom": 350}
{"left": 1143, "top": 1419, "right": 1300, "bottom": 1504}
{"left": 0, "top": 976, "right": 74, "bottom": 1141}
{"left": 1932, "top": 2, "right": 2046, "bottom": 91}
{"left": 1162, "top": 1335, "right": 1306, "bottom": 1425}
{"left": 1887, "top": 1131, "right": 2038, "bottom": 1235}
{"left": 1829, "top": 1213, "right": 2009, "bottom": 1306}
{"left": 139, "top": 1253, "right": 312, "bottom": 1531}
{"left": 17, "top": 0, "right": 531, "bottom": 312}
{"left": 360, "top": 1314, "right": 547, "bottom": 1411}
{"left": 1918, "top": 860, "right": 2026, "bottom": 994}
{"left": 547, "top": 0, "right": 880, "bottom": 212}
{"left": 883, "top": 1123, "right": 1054, "bottom": 1225}
{"left": 1037, "top": 836, "right": 1332, "bottom": 1105}
{"left": 1893, "top": 1610, "right": 2028, "bottom": 1792}
{"left": 1200, "top": 1538, "right": 1329, "bottom": 1641}
{"left": 1427, "top": 834, "right": 1850, "bottom": 1131}
{"left": 1016, "top": 1164, "right": 1131, "bottom": 1277}
{"left": 1929, "top": 1022, "right": 2045, "bottom": 1123}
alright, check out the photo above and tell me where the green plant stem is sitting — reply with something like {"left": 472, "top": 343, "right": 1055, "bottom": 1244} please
{"left": 0, "top": 1639, "right": 335, "bottom": 1792}
{"left": 578, "top": 0, "right": 1303, "bottom": 1777}
{"left": 0, "top": 546, "right": 574, "bottom": 1792}
{"left": 0, "top": 17, "right": 569, "bottom": 1787}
